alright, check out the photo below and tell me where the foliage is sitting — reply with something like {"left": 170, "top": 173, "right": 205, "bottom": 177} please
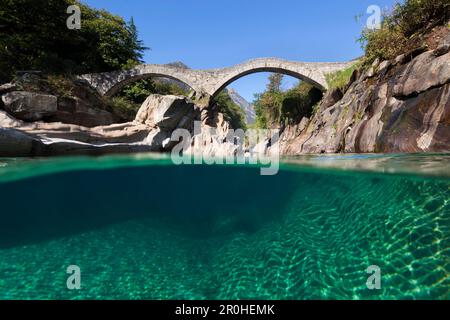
{"left": 325, "top": 62, "right": 361, "bottom": 91}
{"left": 108, "top": 96, "right": 140, "bottom": 121}
{"left": 253, "top": 74, "right": 323, "bottom": 129}
{"left": 266, "top": 73, "right": 284, "bottom": 93}
{"left": 109, "top": 78, "right": 190, "bottom": 120}
{"left": 0, "top": 0, "right": 148, "bottom": 83}
{"left": 214, "top": 90, "right": 247, "bottom": 130}
{"left": 253, "top": 91, "right": 284, "bottom": 129}
{"left": 118, "top": 78, "right": 189, "bottom": 105}
{"left": 358, "top": 0, "right": 449, "bottom": 66}
{"left": 281, "top": 83, "right": 323, "bottom": 125}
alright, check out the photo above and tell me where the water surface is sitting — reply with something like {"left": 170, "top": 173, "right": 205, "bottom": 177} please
{"left": 0, "top": 153, "right": 448, "bottom": 299}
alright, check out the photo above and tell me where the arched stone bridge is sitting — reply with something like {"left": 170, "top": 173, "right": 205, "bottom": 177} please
{"left": 80, "top": 58, "right": 353, "bottom": 97}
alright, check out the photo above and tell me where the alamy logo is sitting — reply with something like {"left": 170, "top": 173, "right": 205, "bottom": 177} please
{"left": 66, "top": 265, "right": 81, "bottom": 290}
{"left": 170, "top": 121, "right": 279, "bottom": 175}
{"left": 66, "top": 5, "right": 81, "bottom": 30}
{"left": 366, "top": 5, "right": 381, "bottom": 30}
{"left": 366, "top": 265, "right": 381, "bottom": 290}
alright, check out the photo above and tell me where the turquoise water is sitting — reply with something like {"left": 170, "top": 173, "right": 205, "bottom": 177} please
{"left": 0, "top": 154, "right": 448, "bottom": 299}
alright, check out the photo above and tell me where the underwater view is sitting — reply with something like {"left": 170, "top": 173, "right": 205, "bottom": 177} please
{"left": 0, "top": 154, "right": 448, "bottom": 300}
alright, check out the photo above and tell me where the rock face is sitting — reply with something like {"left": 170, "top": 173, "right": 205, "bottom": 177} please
{"left": 0, "top": 74, "right": 120, "bottom": 127}
{"left": 2, "top": 91, "right": 58, "bottom": 121}
{"left": 184, "top": 104, "right": 238, "bottom": 158}
{"left": 276, "top": 43, "right": 450, "bottom": 154}
{"left": 135, "top": 94, "right": 199, "bottom": 130}
{"left": 134, "top": 94, "right": 201, "bottom": 151}
{"left": 0, "top": 93, "right": 233, "bottom": 157}
{"left": 0, "top": 127, "right": 45, "bottom": 156}
{"left": 1, "top": 91, "right": 116, "bottom": 126}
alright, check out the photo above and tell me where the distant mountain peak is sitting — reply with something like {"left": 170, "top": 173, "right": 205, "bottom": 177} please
{"left": 226, "top": 88, "right": 256, "bottom": 124}
{"left": 164, "top": 61, "right": 190, "bottom": 69}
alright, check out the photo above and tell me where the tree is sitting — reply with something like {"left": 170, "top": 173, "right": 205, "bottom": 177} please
{"left": 0, "top": 0, "right": 148, "bottom": 83}
{"left": 266, "top": 73, "right": 284, "bottom": 93}
{"left": 253, "top": 75, "right": 323, "bottom": 129}
{"left": 215, "top": 90, "right": 247, "bottom": 130}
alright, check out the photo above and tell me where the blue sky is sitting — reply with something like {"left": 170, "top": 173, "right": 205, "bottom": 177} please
{"left": 83, "top": 0, "right": 395, "bottom": 101}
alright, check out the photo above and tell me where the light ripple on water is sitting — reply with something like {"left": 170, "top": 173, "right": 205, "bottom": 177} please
{"left": 0, "top": 154, "right": 448, "bottom": 299}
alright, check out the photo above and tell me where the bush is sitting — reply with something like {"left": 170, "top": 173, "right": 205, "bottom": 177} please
{"left": 117, "top": 78, "right": 190, "bottom": 106}
{"left": 359, "top": 0, "right": 449, "bottom": 66}
{"left": 325, "top": 62, "right": 361, "bottom": 92}
{"left": 253, "top": 79, "right": 323, "bottom": 129}
{"left": 281, "top": 83, "right": 323, "bottom": 125}
{"left": 253, "top": 91, "right": 284, "bottom": 129}
{"left": 214, "top": 90, "right": 247, "bottom": 130}
{"left": 108, "top": 96, "right": 140, "bottom": 121}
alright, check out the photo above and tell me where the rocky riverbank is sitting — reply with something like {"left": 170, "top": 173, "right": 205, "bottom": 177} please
{"left": 0, "top": 34, "right": 449, "bottom": 157}
{"left": 275, "top": 34, "right": 450, "bottom": 154}
{"left": 0, "top": 92, "right": 235, "bottom": 157}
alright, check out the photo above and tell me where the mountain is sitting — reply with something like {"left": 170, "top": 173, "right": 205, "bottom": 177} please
{"left": 226, "top": 88, "right": 256, "bottom": 124}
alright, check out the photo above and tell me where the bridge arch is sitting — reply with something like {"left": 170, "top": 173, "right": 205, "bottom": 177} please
{"left": 203, "top": 58, "right": 332, "bottom": 98}
{"left": 80, "top": 58, "right": 352, "bottom": 98}
{"left": 209, "top": 67, "right": 326, "bottom": 98}
{"left": 80, "top": 65, "right": 201, "bottom": 97}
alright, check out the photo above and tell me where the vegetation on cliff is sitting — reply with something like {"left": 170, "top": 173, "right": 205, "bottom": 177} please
{"left": 325, "top": 62, "right": 361, "bottom": 92}
{"left": 359, "top": 0, "right": 449, "bottom": 66}
{"left": 214, "top": 90, "right": 247, "bottom": 130}
{"left": 253, "top": 74, "right": 323, "bottom": 129}
{"left": 266, "top": 0, "right": 450, "bottom": 132}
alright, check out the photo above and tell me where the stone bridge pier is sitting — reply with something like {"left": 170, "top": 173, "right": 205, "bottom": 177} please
{"left": 79, "top": 58, "right": 353, "bottom": 98}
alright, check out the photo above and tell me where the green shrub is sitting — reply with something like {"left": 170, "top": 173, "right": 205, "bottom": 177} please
{"left": 118, "top": 78, "right": 190, "bottom": 105}
{"left": 281, "top": 82, "right": 323, "bottom": 125}
{"left": 325, "top": 62, "right": 361, "bottom": 92}
{"left": 253, "top": 78, "right": 323, "bottom": 129}
{"left": 108, "top": 96, "right": 140, "bottom": 121}
{"left": 214, "top": 90, "right": 247, "bottom": 130}
{"left": 359, "top": 0, "right": 450, "bottom": 66}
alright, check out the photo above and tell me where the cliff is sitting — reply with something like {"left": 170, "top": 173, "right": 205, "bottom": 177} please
{"left": 277, "top": 35, "right": 450, "bottom": 154}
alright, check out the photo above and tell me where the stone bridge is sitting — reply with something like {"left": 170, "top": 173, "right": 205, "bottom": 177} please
{"left": 80, "top": 58, "right": 353, "bottom": 97}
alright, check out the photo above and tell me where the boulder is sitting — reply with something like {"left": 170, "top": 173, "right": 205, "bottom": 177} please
{"left": 0, "top": 91, "right": 117, "bottom": 127}
{"left": 0, "top": 83, "right": 17, "bottom": 95}
{"left": 393, "top": 50, "right": 450, "bottom": 98}
{"left": 0, "top": 127, "right": 45, "bottom": 157}
{"left": 0, "top": 109, "right": 24, "bottom": 127}
{"left": 320, "top": 88, "right": 343, "bottom": 111}
{"left": 2, "top": 91, "right": 57, "bottom": 121}
{"left": 134, "top": 94, "right": 199, "bottom": 130}
{"left": 52, "top": 96, "right": 115, "bottom": 127}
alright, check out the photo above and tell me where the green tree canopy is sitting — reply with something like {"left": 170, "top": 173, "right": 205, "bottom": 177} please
{"left": 0, "top": 0, "right": 148, "bottom": 82}
{"left": 253, "top": 74, "right": 323, "bottom": 129}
